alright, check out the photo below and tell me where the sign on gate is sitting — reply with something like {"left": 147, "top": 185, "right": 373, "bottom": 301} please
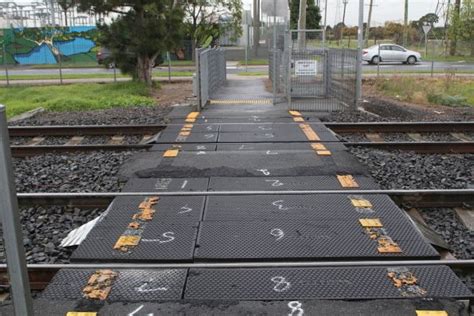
{"left": 295, "top": 60, "right": 318, "bottom": 76}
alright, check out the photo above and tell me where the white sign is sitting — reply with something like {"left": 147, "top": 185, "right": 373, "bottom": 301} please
{"left": 422, "top": 25, "right": 432, "bottom": 35}
{"left": 295, "top": 60, "right": 318, "bottom": 76}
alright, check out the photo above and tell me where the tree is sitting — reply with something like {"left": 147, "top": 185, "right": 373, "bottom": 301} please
{"left": 57, "top": 0, "right": 76, "bottom": 26}
{"left": 449, "top": 0, "right": 474, "bottom": 56}
{"left": 77, "top": 0, "right": 184, "bottom": 86}
{"left": 449, "top": 0, "right": 462, "bottom": 55}
{"left": 289, "top": 0, "right": 321, "bottom": 30}
{"left": 184, "top": 0, "right": 242, "bottom": 60}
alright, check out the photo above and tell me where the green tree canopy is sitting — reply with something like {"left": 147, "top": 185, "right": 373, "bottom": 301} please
{"left": 77, "top": 0, "right": 184, "bottom": 86}
{"left": 289, "top": 0, "right": 321, "bottom": 30}
{"left": 449, "top": 0, "right": 474, "bottom": 56}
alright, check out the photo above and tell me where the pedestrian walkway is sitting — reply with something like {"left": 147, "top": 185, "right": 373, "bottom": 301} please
{"left": 40, "top": 78, "right": 472, "bottom": 314}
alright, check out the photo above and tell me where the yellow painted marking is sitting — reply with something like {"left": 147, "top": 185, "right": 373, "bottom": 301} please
{"left": 113, "top": 235, "right": 141, "bottom": 250}
{"left": 163, "top": 149, "right": 179, "bottom": 158}
{"left": 179, "top": 131, "right": 191, "bottom": 136}
{"left": 299, "top": 124, "right": 320, "bottom": 141}
{"left": 311, "top": 143, "right": 326, "bottom": 151}
{"left": 377, "top": 237, "right": 402, "bottom": 253}
{"left": 359, "top": 218, "right": 383, "bottom": 228}
{"left": 337, "top": 175, "right": 359, "bottom": 188}
{"left": 186, "top": 112, "right": 200, "bottom": 119}
{"left": 351, "top": 198, "right": 373, "bottom": 208}
{"left": 209, "top": 99, "right": 272, "bottom": 104}
{"left": 185, "top": 118, "right": 196, "bottom": 123}
{"left": 67, "top": 313, "right": 97, "bottom": 316}
{"left": 184, "top": 124, "right": 194, "bottom": 129}
{"left": 289, "top": 110, "right": 302, "bottom": 117}
{"left": 416, "top": 311, "right": 448, "bottom": 316}
{"left": 181, "top": 127, "right": 192, "bottom": 131}
{"left": 293, "top": 117, "right": 305, "bottom": 122}
{"left": 316, "top": 150, "right": 332, "bottom": 156}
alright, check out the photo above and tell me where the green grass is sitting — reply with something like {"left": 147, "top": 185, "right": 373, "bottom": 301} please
{"left": 371, "top": 77, "right": 474, "bottom": 107}
{"left": 237, "top": 71, "right": 268, "bottom": 76}
{"left": 0, "top": 71, "right": 194, "bottom": 81}
{"left": 237, "top": 59, "right": 269, "bottom": 66}
{"left": 0, "top": 82, "right": 157, "bottom": 118}
{"left": 23, "top": 60, "right": 195, "bottom": 69}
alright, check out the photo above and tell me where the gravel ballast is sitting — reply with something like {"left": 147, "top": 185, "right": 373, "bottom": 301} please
{"left": 350, "top": 147, "right": 473, "bottom": 189}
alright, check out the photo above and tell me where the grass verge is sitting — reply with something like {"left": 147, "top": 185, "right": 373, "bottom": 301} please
{"left": 237, "top": 71, "right": 268, "bottom": 76}
{"left": 0, "top": 71, "right": 194, "bottom": 81}
{"left": 370, "top": 76, "right": 474, "bottom": 107}
{"left": 0, "top": 82, "right": 157, "bottom": 118}
{"left": 237, "top": 59, "right": 269, "bottom": 66}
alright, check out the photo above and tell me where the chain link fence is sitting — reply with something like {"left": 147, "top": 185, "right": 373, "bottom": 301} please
{"left": 195, "top": 47, "right": 226, "bottom": 110}
{"left": 269, "top": 28, "right": 358, "bottom": 111}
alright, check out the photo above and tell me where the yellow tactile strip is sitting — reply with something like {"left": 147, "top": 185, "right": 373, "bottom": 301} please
{"left": 82, "top": 269, "right": 118, "bottom": 300}
{"left": 310, "top": 143, "right": 332, "bottom": 156}
{"left": 209, "top": 99, "right": 272, "bottom": 105}
{"left": 299, "top": 123, "right": 320, "bottom": 141}
{"left": 337, "top": 174, "right": 359, "bottom": 188}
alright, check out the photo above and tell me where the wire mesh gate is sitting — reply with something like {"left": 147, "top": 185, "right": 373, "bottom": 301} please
{"left": 196, "top": 48, "right": 226, "bottom": 110}
{"left": 269, "top": 29, "right": 358, "bottom": 111}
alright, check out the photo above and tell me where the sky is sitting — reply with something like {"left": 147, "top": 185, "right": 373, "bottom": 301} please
{"left": 244, "top": 0, "right": 447, "bottom": 27}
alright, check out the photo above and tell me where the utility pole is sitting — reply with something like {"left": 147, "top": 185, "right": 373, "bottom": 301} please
{"left": 403, "top": 0, "right": 408, "bottom": 46}
{"left": 449, "top": 0, "right": 461, "bottom": 56}
{"left": 365, "top": 0, "right": 374, "bottom": 47}
{"left": 356, "top": 0, "right": 364, "bottom": 108}
{"left": 252, "top": 0, "right": 260, "bottom": 57}
{"left": 444, "top": 0, "right": 451, "bottom": 56}
{"left": 342, "top": 0, "right": 348, "bottom": 25}
{"left": 297, "top": 0, "right": 306, "bottom": 49}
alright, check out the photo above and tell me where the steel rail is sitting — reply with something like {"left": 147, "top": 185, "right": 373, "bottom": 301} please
{"left": 325, "top": 122, "right": 474, "bottom": 133}
{"left": 17, "top": 189, "right": 474, "bottom": 208}
{"left": 7, "top": 125, "right": 166, "bottom": 137}
{"left": 344, "top": 141, "right": 474, "bottom": 153}
{"left": 10, "top": 144, "right": 152, "bottom": 157}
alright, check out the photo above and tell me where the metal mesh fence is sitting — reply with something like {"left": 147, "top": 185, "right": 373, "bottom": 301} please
{"left": 196, "top": 47, "right": 226, "bottom": 110}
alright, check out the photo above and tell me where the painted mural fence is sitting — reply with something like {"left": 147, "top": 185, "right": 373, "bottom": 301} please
{"left": 0, "top": 26, "right": 98, "bottom": 66}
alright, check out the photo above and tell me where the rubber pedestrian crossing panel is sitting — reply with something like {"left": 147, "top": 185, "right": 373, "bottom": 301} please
{"left": 122, "top": 178, "right": 209, "bottom": 192}
{"left": 151, "top": 144, "right": 217, "bottom": 152}
{"left": 218, "top": 123, "right": 330, "bottom": 133}
{"left": 217, "top": 130, "right": 339, "bottom": 143}
{"left": 208, "top": 176, "right": 379, "bottom": 191}
{"left": 162, "top": 124, "right": 220, "bottom": 133}
{"left": 194, "top": 220, "right": 439, "bottom": 261}
{"left": 104, "top": 196, "right": 205, "bottom": 223}
{"left": 135, "top": 151, "right": 370, "bottom": 178}
{"left": 154, "top": 131, "right": 219, "bottom": 144}
{"left": 216, "top": 142, "right": 348, "bottom": 152}
{"left": 203, "top": 194, "right": 410, "bottom": 221}
{"left": 42, "top": 269, "right": 187, "bottom": 301}
{"left": 184, "top": 266, "right": 472, "bottom": 300}
{"left": 71, "top": 221, "right": 198, "bottom": 262}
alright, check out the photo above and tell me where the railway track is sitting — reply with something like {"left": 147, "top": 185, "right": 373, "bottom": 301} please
{"left": 7, "top": 122, "right": 474, "bottom": 156}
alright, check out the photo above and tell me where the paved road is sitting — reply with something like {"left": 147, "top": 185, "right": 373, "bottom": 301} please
{"left": 3, "top": 61, "right": 474, "bottom": 76}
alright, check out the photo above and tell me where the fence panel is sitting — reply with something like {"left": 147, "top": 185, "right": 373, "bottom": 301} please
{"left": 196, "top": 47, "right": 226, "bottom": 110}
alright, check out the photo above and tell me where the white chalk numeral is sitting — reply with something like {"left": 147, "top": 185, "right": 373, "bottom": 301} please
{"left": 142, "top": 232, "right": 175, "bottom": 243}
{"left": 272, "top": 200, "right": 289, "bottom": 210}
{"left": 270, "top": 228, "right": 284, "bottom": 241}
{"left": 265, "top": 179, "right": 284, "bottom": 187}
{"left": 178, "top": 205, "right": 192, "bottom": 214}
{"left": 258, "top": 126, "right": 272, "bottom": 131}
{"left": 271, "top": 276, "right": 291, "bottom": 292}
{"left": 266, "top": 150, "right": 278, "bottom": 155}
{"left": 135, "top": 279, "right": 168, "bottom": 293}
{"left": 257, "top": 169, "right": 271, "bottom": 176}
{"left": 128, "top": 304, "right": 154, "bottom": 316}
{"left": 288, "top": 301, "right": 304, "bottom": 316}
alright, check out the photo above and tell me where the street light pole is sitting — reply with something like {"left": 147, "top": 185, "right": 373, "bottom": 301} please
{"left": 355, "top": 0, "right": 364, "bottom": 108}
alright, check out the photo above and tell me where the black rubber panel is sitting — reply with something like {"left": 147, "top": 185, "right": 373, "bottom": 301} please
{"left": 42, "top": 268, "right": 187, "bottom": 301}
{"left": 218, "top": 123, "right": 329, "bottom": 133}
{"left": 217, "top": 130, "right": 339, "bottom": 143}
{"left": 216, "top": 142, "right": 348, "bottom": 152}
{"left": 151, "top": 144, "right": 217, "bottom": 151}
{"left": 179, "top": 117, "right": 299, "bottom": 124}
{"left": 154, "top": 131, "right": 219, "bottom": 144}
{"left": 135, "top": 151, "right": 370, "bottom": 178}
{"left": 163, "top": 124, "right": 219, "bottom": 133}
{"left": 204, "top": 194, "right": 408, "bottom": 221}
{"left": 106, "top": 196, "right": 205, "bottom": 223}
{"left": 194, "top": 220, "right": 439, "bottom": 261}
{"left": 208, "top": 176, "right": 379, "bottom": 191}
{"left": 184, "top": 266, "right": 472, "bottom": 300}
{"left": 122, "top": 178, "right": 209, "bottom": 192}
{"left": 71, "top": 221, "right": 198, "bottom": 262}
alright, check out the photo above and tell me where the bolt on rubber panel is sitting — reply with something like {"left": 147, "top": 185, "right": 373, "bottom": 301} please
{"left": 216, "top": 142, "right": 348, "bottom": 152}
{"left": 184, "top": 266, "right": 472, "bottom": 300}
{"left": 203, "top": 194, "right": 407, "bottom": 221}
{"left": 208, "top": 176, "right": 379, "bottom": 191}
{"left": 70, "top": 222, "right": 198, "bottom": 262}
{"left": 42, "top": 269, "right": 187, "bottom": 301}
{"left": 136, "top": 152, "right": 370, "bottom": 178}
{"left": 153, "top": 131, "right": 219, "bottom": 144}
{"left": 218, "top": 123, "right": 328, "bottom": 133}
{"left": 103, "top": 196, "right": 205, "bottom": 223}
{"left": 194, "top": 220, "right": 439, "bottom": 261}
{"left": 151, "top": 144, "right": 217, "bottom": 151}
{"left": 122, "top": 178, "right": 209, "bottom": 192}
{"left": 217, "top": 130, "right": 339, "bottom": 143}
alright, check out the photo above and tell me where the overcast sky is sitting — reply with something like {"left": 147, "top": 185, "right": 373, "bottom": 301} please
{"left": 246, "top": 0, "right": 446, "bottom": 27}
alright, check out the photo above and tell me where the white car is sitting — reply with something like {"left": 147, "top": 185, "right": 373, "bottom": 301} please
{"left": 362, "top": 44, "right": 422, "bottom": 65}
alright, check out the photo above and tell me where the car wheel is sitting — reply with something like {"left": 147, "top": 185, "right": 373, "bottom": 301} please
{"left": 371, "top": 56, "right": 380, "bottom": 65}
{"left": 407, "top": 56, "right": 417, "bottom": 65}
